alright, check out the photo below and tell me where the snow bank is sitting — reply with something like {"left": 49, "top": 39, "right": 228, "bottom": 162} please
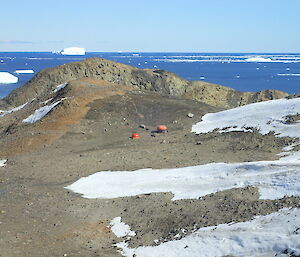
{"left": 117, "top": 208, "right": 300, "bottom": 257}
{"left": 192, "top": 98, "right": 300, "bottom": 138}
{"left": 0, "top": 72, "right": 18, "bottom": 84}
{"left": 14, "top": 69, "right": 34, "bottom": 74}
{"left": 110, "top": 217, "right": 136, "bottom": 238}
{"left": 0, "top": 159, "right": 7, "bottom": 167}
{"left": 245, "top": 56, "right": 273, "bottom": 62}
{"left": 60, "top": 47, "right": 85, "bottom": 55}
{"left": 22, "top": 100, "right": 61, "bottom": 123}
{"left": 0, "top": 102, "right": 27, "bottom": 117}
{"left": 65, "top": 152, "right": 300, "bottom": 201}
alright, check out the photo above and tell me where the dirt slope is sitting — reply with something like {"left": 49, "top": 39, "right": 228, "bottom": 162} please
{"left": 0, "top": 76, "right": 298, "bottom": 257}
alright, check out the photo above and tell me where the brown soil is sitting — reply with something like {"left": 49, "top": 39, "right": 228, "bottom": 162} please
{"left": 0, "top": 79, "right": 298, "bottom": 257}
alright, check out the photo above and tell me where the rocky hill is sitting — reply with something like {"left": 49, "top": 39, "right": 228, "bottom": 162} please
{"left": 1, "top": 58, "right": 288, "bottom": 109}
{"left": 0, "top": 57, "right": 299, "bottom": 257}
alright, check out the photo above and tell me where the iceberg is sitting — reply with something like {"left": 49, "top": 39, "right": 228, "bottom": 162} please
{"left": 15, "top": 69, "right": 34, "bottom": 74}
{"left": 59, "top": 47, "right": 85, "bottom": 56}
{"left": 245, "top": 56, "right": 273, "bottom": 62}
{"left": 0, "top": 72, "right": 18, "bottom": 84}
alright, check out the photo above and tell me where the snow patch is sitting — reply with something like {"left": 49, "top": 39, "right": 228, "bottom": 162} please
{"left": 59, "top": 47, "right": 85, "bottom": 55}
{"left": 0, "top": 72, "right": 18, "bottom": 84}
{"left": 116, "top": 208, "right": 300, "bottom": 257}
{"left": 0, "top": 159, "right": 7, "bottom": 167}
{"left": 0, "top": 102, "right": 28, "bottom": 117}
{"left": 14, "top": 69, "right": 34, "bottom": 74}
{"left": 191, "top": 98, "right": 300, "bottom": 138}
{"left": 42, "top": 98, "right": 53, "bottom": 105}
{"left": 66, "top": 153, "right": 300, "bottom": 201}
{"left": 53, "top": 83, "right": 68, "bottom": 93}
{"left": 110, "top": 217, "right": 136, "bottom": 238}
{"left": 22, "top": 100, "right": 62, "bottom": 123}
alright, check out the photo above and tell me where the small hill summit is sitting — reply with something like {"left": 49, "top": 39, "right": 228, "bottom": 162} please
{"left": 1, "top": 57, "right": 287, "bottom": 109}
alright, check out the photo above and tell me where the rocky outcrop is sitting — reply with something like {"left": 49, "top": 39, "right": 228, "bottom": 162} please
{"left": 2, "top": 57, "right": 288, "bottom": 109}
{"left": 184, "top": 81, "right": 288, "bottom": 108}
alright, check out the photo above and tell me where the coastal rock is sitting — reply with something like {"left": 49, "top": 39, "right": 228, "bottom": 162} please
{"left": 2, "top": 58, "right": 288, "bottom": 109}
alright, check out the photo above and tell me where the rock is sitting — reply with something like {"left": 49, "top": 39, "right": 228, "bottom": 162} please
{"left": 1, "top": 57, "right": 288, "bottom": 109}
{"left": 139, "top": 124, "right": 146, "bottom": 129}
{"left": 187, "top": 112, "right": 194, "bottom": 118}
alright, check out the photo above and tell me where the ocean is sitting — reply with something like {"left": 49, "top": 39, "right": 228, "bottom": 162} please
{"left": 0, "top": 52, "right": 300, "bottom": 99}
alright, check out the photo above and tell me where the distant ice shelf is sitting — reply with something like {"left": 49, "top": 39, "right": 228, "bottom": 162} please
{"left": 0, "top": 72, "right": 18, "bottom": 84}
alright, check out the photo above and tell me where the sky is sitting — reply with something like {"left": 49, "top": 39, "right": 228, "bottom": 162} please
{"left": 0, "top": 0, "right": 299, "bottom": 52}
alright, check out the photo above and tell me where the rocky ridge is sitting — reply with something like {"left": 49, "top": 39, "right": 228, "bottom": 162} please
{"left": 1, "top": 57, "right": 288, "bottom": 109}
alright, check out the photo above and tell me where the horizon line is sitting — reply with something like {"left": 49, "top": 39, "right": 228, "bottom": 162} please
{"left": 0, "top": 51, "right": 300, "bottom": 54}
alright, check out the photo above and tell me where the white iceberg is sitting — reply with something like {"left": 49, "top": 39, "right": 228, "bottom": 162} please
{"left": 0, "top": 72, "right": 18, "bottom": 84}
{"left": 14, "top": 69, "right": 34, "bottom": 74}
{"left": 245, "top": 56, "right": 273, "bottom": 62}
{"left": 59, "top": 47, "right": 85, "bottom": 55}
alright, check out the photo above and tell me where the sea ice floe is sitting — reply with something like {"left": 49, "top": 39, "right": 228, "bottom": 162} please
{"left": 277, "top": 73, "right": 300, "bottom": 76}
{"left": 14, "top": 69, "right": 34, "bottom": 74}
{"left": 22, "top": 100, "right": 62, "bottom": 123}
{"left": 0, "top": 72, "right": 18, "bottom": 84}
{"left": 116, "top": 208, "right": 300, "bottom": 257}
{"left": 245, "top": 56, "right": 273, "bottom": 62}
{"left": 191, "top": 98, "right": 300, "bottom": 138}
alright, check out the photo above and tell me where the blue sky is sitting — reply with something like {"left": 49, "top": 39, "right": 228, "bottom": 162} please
{"left": 0, "top": 0, "right": 299, "bottom": 52}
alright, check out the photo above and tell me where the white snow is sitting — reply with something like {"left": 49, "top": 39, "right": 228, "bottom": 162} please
{"left": 110, "top": 217, "right": 136, "bottom": 238}
{"left": 0, "top": 159, "right": 7, "bottom": 167}
{"left": 53, "top": 83, "right": 67, "bottom": 93}
{"left": 0, "top": 102, "right": 28, "bottom": 117}
{"left": 60, "top": 47, "right": 85, "bottom": 55}
{"left": 22, "top": 100, "right": 62, "bottom": 123}
{"left": 116, "top": 208, "right": 300, "bottom": 257}
{"left": 245, "top": 56, "right": 273, "bottom": 62}
{"left": 0, "top": 72, "right": 18, "bottom": 84}
{"left": 65, "top": 153, "right": 300, "bottom": 201}
{"left": 191, "top": 98, "right": 300, "bottom": 138}
{"left": 41, "top": 98, "right": 53, "bottom": 105}
{"left": 14, "top": 69, "right": 34, "bottom": 74}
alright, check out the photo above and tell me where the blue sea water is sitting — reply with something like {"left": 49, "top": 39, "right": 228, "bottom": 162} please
{"left": 0, "top": 52, "right": 300, "bottom": 99}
